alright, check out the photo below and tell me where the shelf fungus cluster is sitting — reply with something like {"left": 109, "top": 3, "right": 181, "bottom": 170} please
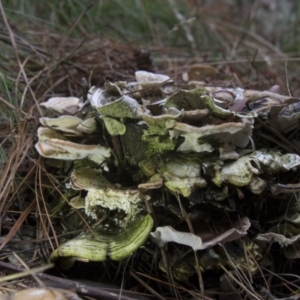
{"left": 37, "top": 70, "right": 300, "bottom": 285}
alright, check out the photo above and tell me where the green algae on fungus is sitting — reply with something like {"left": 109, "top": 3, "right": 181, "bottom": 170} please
{"left": 140, "top": 112, "right": 182, "bottom": 156}
{"left": 50, "top": 214, "right": 154, "bottom": 263}
{"left": 160, "top": 157, "right": 207, "bottom": 197}
{"left": 165, "top": 87, "right": 209, "bottom": 110}
{"left": 165, "top": 87, "right": 233, "bottom": 119}
{"left": 89, "top": 83, "right": 143, "bottom": 119}
{"left": 101, "top": 116, "right": 126, "bottom": 135}
{"left": 200, "top": 95, "right": 234, "bottom": 119}
{"left": 119, "top": 122, "right": 149, "bottom": 166}
{"left": 139, "top": 151, "right": 300, "bottom": 198}
{"left": 139, "top": 155, "right": 206, "bottom": 197}
{"left": 141, "top": 111, "right": 182, "bottom": 136}
{"left": 139, "top": 158, "right": 158, "bottom": 177}
{"left": 85, "top": 187, "right": 149, "bottom": 221}
{"left": 166, "top": 120, "right": 252, "bottom": 156}
{"left": 211, "top": 151, "right": 300, "bottom": 189}
{"left": 212, "top": 155, "right": 260, "bottom": 187}
{"left": 142, "top": 134, "right": 176, "bottom": 156}
{"left": 69, "top": 167, "right": 149, "bottom": 223}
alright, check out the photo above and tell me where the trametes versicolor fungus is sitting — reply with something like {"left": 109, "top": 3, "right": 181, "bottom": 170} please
{"left": 36, "top": 70, "right": 300, "bottom": 265}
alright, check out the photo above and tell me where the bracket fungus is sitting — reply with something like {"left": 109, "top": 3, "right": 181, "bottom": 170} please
{"left": 88, "top": 82, "right": 144, "bottom": 119}
{"left": 135, "top": 70, "right": 170, "bottom": 83}
{"left": 35, "top": 137, "right": 111, "bottom": 165}
{"left": 40, "top": 96, "right": 82, "bottom": 114}
{"left": 165, "top": 88, "right": 234, "bottom": 119}
{"left": 39, "top": 116, "right": 97, "bottom": 135}
{"left": 36, "top": 69, "right": 300, "bottom": 288}
{"left": 35, "top": 123, "right": 111, "bottom": 165}
{"left": 139, "top": 155, "right": 207, "bottom": 197}
{"left": 134, "top": 70, "right": 173, "bottom": 99}
{"left": 69, "top": 168, "right": 150, "bottom": 222}
{"left": 50, "top": 214, "right": 153, "bottom": 263}
{"left": 166, "top": 120, "right": 252, "bottom": 158}
{"left": 85, "top": 188, "right": 149, "bottom": 221}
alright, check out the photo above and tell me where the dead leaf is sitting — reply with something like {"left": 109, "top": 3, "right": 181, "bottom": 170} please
{"left": 150, "top": 217, "right": 250, "bottom": 250}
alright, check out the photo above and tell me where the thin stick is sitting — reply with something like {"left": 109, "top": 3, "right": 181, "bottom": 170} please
{"left": 0, "top": 264, "right": 54, "bottom": 284}
{"left": 160, "top": 246, "right": 178, "bottom": 298}
{"left": 175, "top": 193, "right": 204, "bottom": 294}
{"left": 12, "top": 252, "right": 44, "bottom": 287}
{"left": 0, "top": 200, "right": 36, "bottom": 251}
{"left": 220, "top": 265, "right": 262, "bottom": 300}
{"left": 285, "top": 60, "right": 292, "bottom": 97}
{"left": 129, "top": 270, "right": 166, "bottom": 300}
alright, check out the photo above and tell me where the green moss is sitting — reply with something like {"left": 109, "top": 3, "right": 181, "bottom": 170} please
{"left": 142, "top": 134, "right": 176, "bottom": 156}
